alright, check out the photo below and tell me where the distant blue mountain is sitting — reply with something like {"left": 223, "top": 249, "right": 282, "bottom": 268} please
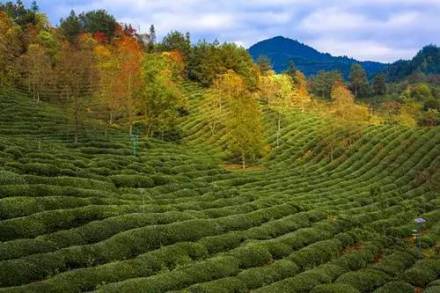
{"left": 248, "top": 36, "right": 387, "bottom": 78}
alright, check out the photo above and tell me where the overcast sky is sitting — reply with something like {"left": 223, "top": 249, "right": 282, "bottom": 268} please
{"left": 21, "top": 0, "right": 440, "bottom": 63}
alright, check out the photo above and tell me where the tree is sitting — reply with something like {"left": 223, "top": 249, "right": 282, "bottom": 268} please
{"left": 256, "top": 55, "right": 272, "bottom": 75}
{"left": 291, "top": 70, "right": 311, "bottom": 111}
{"left": 0, "top": 11, "right": 21, "bottom": 88}
{"left": 60, "top": 10, "right": 81, "bottom": 43}
{"left": 159, "top": 31, "right": 191, "bottom": 60}
{"left": 285, "top": 60, "right": 297, "bottom": 78}
{"left": 94, "top": 43, "right": 121, "bottom": 131}
{"left": 18, "top": 43, "right": 52, "bottom": 103}
{"left": 418, "top": 109, "right": 440, "bottom": 127}
{"left": 213, "top": 70, "right": 266, "bottom": 168}
{"left": 114, "top": 33, "right": 144, "bottom": 135}
{"left": 372, "top": 73, "right": 386, "bottom": 96}
{"left": 79, "top": 10, "right": 117, "bottom": 42}
{"left": 147, "top": 24, "right": 156, "bottom": 51}
{"left": 0, "top": 0, "right": 38, "bottom": 27}
{"left": 349, "top": 63, "right": 369, "bottom": 98}
{"left": 310, "top": 70, "right": 343, "bottom": 99}
{"left": 331, "top": 80, "right": 369, "bottom": 121}
{"left": 188, "top": 41, "right": 258, "bottom": 88}
{"left": 141, "top": 53, "right": 185, "bottom": 138}
{"left": 55, "top": 36, "right": 97, "bottom": 144}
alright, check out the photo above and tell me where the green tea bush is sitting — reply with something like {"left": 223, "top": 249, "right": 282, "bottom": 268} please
{"left": 336, "top": 269, "right": 391, "bottom": 292}
{"left": 110, "top": 175, "right": 154, "bottom": 188}
{"left": 311, "top": 283, "right": 360, "bottom": 293}
{"left": 373, "top": 281, "right": 414, "bottom": 293}
{"left": 228, "top": 244, "right": 272, "bottom": 268}
{"left": 187, "top": 277, "right": 246, "bottom": 293}
{"left": 237, "top": 259, "right": 299, "bottom": 289}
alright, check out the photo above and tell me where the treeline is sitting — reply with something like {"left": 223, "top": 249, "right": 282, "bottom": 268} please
{"left": 0, "top": 1, "right": 438, "bottom": 168}
{"left": 306, "top": 62, "right": 440, "bottom": 127}
{"left": 0, "top": 1, "right": 266, "bottom": 167}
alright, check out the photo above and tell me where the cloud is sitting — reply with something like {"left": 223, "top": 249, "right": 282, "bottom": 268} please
{"left": 23, "top": 0, "right": 440, "bottom": 62}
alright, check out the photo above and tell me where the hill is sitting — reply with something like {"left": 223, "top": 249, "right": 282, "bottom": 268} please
{"left": 0, "top": 86, "right": 439, "bottom": 292}
{"left": 248, "top": 36, "right": 387, "bottom": 78}
{"left": 386, "top": 45, "right": 440, "bottom": 81}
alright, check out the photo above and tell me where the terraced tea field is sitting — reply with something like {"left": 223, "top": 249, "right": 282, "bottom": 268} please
{"left": 0, "top": 88, "right": 439, "bottom": 293}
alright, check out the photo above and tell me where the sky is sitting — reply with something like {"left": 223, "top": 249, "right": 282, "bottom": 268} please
{"left": 20, "top": 0, "right": 440, "bottom": 63}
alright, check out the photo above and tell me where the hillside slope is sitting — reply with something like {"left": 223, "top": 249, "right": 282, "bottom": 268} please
{"left": 0, "top": 90, "right": 439, "bottom": 292}
{"left": 248, "top": 36, "right": 387, "bottom": 78}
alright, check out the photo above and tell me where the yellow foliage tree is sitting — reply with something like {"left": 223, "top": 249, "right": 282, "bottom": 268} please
{"left": 331, "top": 80, "right": 369, "bottom": 122}
{"left": 213, "top": 70, "right": 266, "bottom": 169}
{"left": 18, "top": 43, "right": 52, "bottom": 103}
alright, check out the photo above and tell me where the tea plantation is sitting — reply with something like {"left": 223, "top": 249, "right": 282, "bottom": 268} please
{"left": 0, "top": 87, "right": 439, "bottom": 293}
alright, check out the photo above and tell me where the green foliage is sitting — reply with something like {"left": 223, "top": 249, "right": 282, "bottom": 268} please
{"left": 374, "top": 281, "right": 414, "bottom": 293}
{"left": 311, "top": 283, "right": 360, "bottom": 293}
{"left": 310, "top": 70, "right": 343, "bottom": 99}
{"left": 189, "top": 41, "right": 258, "bottom": 88}
{"left": 158, "top": 31, "right": 191, "bottom": 60}
{"left": 336, "top": 269, "right": 391, "bottom": 292}
{"left": 349, "top": 63, "right": 369, "bottom": 98}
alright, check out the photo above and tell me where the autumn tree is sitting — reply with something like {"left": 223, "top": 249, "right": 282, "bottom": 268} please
{"left": 55, "top": 35, "right": 97, "bottom": 143}
{"left": 291, "top": 70, "right": 311, "bottom": 111}
{"left": 331, "top": 80, "right": 369, "bottom": 121}
{"left": 18, "top": 43, "right": 52, "bottom": 103}
{"left": 349, "top": 63, "right": 369, "bottom": 98}
{"left": 259, "top": 73, "right": 294, "bottom": 147}
{"left": 0, "top": 11, "right": 21, "bottom": 88}
{"left": 213, "top": 70, "right": 266, "bottom": 168}
{"left": 94, "top": 43, "right": 121, "bottom": 131}
{"left": 113, "top": 32, "right": 144, "bottom": 135}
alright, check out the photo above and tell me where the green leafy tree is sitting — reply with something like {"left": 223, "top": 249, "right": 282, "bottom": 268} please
{"left": 142, "top": 53, "right": 185, "bottom": 139}
{"left": 372, "top": 74, "right": 386, "bottom": 96}
{"left": 310, "top": 70, "right": 343, "bottom": 99}
{"left": 79, "top": 10, "right": 117, "bottom": 41}
{"left": 158, "top": 31, "right": 191, "bottom": 60}
{"left": 349, "top": 63, "right": 369, "bottom": 98}
{"left": 189, "top": 41, "right": 257, "bottom": 88}
{"left": 60, "top": 10, "right": 81, "bottom": 43}
{"left": 0, "top": 0, "right": 38, "bottom": 27}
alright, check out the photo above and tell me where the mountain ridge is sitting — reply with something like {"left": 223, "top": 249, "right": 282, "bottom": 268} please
{"left": 248, "top": 36, "right": 387, "bottom": 78}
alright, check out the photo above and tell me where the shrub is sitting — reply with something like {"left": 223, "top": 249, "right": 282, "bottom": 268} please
{"left": 22, "top": 163, "right": 61, "bottom": 176}
{"left": 374, "top": 281, "right": 414, "bottom": 293}
{"left": 336, "top": 269, "right": 390, "bottom": 292}
{"left": 110, "top": 175, "right": 154, "bottom": 188}
{"left": 188, "top": 277, "right": 246, "bottom": 293}
{"left": 311, "top": 283, "right": 360, "bottom": 293}
{"left": 237, "top": 259, "right": 299, "bottom": 289}
{"left": 404, "top": 267, "right": 437, "bottom": 287}
{"left": 229, "top": 245, "right": 272, "bottom": 268}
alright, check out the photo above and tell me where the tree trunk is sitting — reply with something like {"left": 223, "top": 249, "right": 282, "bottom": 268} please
{"left": 276, "top": 112, "right": 281, "bottom": 148}
{"left": 241, "top": 152, "right": 246, "bottom": 170}
{"left": 74, "top": 96, "right": 79, "bottom": 144}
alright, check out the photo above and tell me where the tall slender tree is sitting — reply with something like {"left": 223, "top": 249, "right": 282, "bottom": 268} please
{"left": 349, "top": 63, "right": 369, "bottom": 98}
